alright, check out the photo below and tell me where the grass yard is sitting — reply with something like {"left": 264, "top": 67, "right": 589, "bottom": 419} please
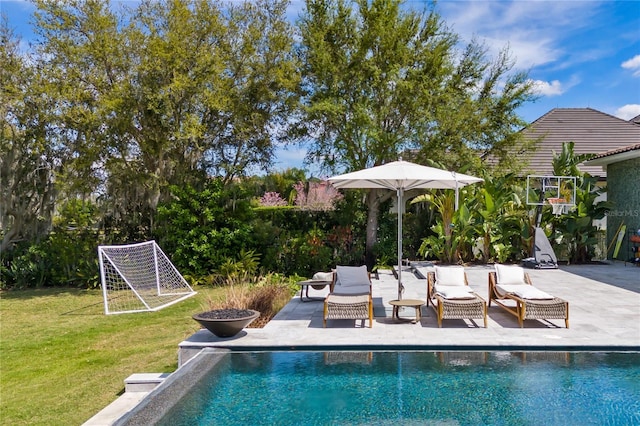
{"left": 0, "top": 286, "right": 226, "bottom": 425}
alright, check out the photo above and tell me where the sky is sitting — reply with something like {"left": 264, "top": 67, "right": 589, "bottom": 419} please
{"left": 2, "top": 0, "right": 639, "bottom": 173}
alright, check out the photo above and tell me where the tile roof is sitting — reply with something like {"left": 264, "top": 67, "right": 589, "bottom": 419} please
{"left": 591, "top": 143, "right": 640, "bottom": 160}
{"left": 520, "top": 108, "right": 640, "bottom": 177}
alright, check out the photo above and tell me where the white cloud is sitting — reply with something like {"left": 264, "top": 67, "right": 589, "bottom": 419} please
{"left": 615, "top": 104, "right": 640, "bottom": 120}
{"left": 530, "top": 80, "right": 564, "bottom": 96}
{"left": 437, "top": 1, "right": 602, "bottom": 71}
{"left": 529, "top": 75, "right": 580, "bottom": 97}
{"left": 621, "top": 55, "right": 640, "bottom": 77}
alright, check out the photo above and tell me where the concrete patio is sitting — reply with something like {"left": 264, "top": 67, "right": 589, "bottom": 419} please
{"left": 178, "top": 262, "right": 640, "bottom": 364}
{"left": 86, "top": 261, "right": 639, "bottom": 425}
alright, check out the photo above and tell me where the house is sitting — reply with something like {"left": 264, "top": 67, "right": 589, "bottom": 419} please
{"left": 586, "top": 144, "right": 640, "bottom": 261}
{"left": 521, "top": 108, "right": 640, "bottom": 177}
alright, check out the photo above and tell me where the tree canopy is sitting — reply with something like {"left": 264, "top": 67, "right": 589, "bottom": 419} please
{"left": 29, "top": 0, "right": 299, "bottom": 236}
{"left": 1, "top": 20, "right": 59, "bottom": 252}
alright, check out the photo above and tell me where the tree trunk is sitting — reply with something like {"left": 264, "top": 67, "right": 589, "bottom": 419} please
{"left": 365, "top": 190, "right": 381, "bottom": 270}
{"left": 0, "top": 224, "right": 20, "bottom": 253}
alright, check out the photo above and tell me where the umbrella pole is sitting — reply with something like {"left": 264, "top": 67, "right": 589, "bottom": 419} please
{"left": 397, "top": 188, "right": 404, "bottom": 300}
{"left": 454, "top": 172, "right": 459, "bottom": 211}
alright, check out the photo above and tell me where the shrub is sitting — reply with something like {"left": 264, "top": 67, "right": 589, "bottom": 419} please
{"left": 207, "top": 273, "right": 297, "bottom": 328}
{"left": 0, "top": 243, "right": 50, "bottom": 289}
{"left": 155, "top": 180, "right": 256, "bottom": 276}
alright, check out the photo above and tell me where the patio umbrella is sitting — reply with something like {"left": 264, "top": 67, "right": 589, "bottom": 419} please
{"left": 328, "top": 159, "right": 483, "bottom": 300}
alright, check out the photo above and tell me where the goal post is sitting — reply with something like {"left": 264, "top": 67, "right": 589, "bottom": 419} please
{"left": 98, "top": 240, "right": 196, "bottom": 315}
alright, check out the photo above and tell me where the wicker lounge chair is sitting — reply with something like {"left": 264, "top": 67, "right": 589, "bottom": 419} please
{"left": 489, "top": 264, "right": 569, "bottom": 328}
{"left": 426, "top": 266, "right": 487, "bottom": 328}
{"left": 323, "top": 265, "right": 373, "bottom": 328}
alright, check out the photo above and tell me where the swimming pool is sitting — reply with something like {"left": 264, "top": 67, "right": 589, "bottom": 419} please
{"left": 117, "top": 350, "right": 640, "bottom": 425}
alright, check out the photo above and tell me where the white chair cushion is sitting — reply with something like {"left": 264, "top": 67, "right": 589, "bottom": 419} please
{"left": 434, "top": 266, "right": 466, "bottom": 286}
{"left": 496, "top": 284, "right": 554, "bottom": 300}
{"left": 312, "top": 271, "right": 333, "bottom": 281}
{"left": 494, "top": 264, "right": 526, "bottom": 285}
{"left": 335, "top": 265, "right": 369, "bottom": 288}
{"left": 434, "top": 285, "right": 475, "bottom": 299}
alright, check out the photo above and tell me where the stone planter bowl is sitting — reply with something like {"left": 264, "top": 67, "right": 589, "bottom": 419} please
{"left": 192, "top": 309, "right": 260, "bottom": 338}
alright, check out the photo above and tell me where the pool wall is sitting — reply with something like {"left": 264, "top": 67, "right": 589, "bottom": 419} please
{"left": 114, "top": 348, "right": 230, "bottom": 425}
{"left": 115, "top": 349, "right": 640, "bottom": 425}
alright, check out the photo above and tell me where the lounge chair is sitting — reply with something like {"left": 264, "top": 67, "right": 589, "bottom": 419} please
{"left": 489, "top": 264, "right": 569, "bottom": 328}
{"left": 426, "top": 266, "right": 487, "bottom": 328}
{"left": 323, "top": 265, "right": 373, "bottom": 328}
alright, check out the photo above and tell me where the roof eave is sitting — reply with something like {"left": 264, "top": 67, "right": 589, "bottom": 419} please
{"left": 586, "top": 150, "right": 640, "bottom": 166}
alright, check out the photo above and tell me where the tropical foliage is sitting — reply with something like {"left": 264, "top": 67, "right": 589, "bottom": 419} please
{"left": 414, "top": 143, "right": 611, "bottom": 265}
{"left": 1, "top": 1, "right": 608, "bottom": 289}
{"left": 549, "top": 142, "right": 613, "bottom": 264}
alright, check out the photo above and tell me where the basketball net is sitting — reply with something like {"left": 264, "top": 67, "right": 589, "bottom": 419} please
{"left": 547, "top": 198, "right": 565, "bottom": 216}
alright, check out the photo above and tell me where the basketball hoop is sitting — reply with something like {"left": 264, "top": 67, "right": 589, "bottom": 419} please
{"left": 547, "top": 198, "right": 565, "bottom": 216}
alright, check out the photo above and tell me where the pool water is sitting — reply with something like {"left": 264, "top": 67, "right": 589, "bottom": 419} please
{"left": 131, "top": 351, "right": 640, "bottom": 425}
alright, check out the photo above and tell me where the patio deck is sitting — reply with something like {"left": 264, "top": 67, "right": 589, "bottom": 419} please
{"left": 178, "top": 262, "right": 640, "bottom": 365}
{"left": 85, "top": 261, "right": 639, "bottom": 425}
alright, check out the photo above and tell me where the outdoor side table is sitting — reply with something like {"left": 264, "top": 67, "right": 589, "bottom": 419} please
{"left": 297, "top": 279, "right": 331, "bottom": 302}
{"left": 389, "top": 299, "right": 425, "bottom": 324}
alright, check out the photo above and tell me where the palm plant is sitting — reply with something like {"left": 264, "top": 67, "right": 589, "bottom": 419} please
{"left": 550, "top": 142, "right": 613, "bottom": 263}
{"left": 414, "top": 190, "right": 476, "bottom": 263}
{"left": 473, "top": 174, "right": 529, "bottom": 263}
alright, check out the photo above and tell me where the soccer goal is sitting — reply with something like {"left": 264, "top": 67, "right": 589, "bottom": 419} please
{"left": 98, "top": 240, "right": 196, "bottom": 315}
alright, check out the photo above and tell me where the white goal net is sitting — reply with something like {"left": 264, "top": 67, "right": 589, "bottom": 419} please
{"left": 98, "top": 240, "right": 196, "bottom": 314}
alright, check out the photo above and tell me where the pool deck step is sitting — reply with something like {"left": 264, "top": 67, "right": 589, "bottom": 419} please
{"left": 124, "top": 372, "right": 171, "bottom": 392}
{"left": 82, "top": 373, "right": 170, "bottom": 425}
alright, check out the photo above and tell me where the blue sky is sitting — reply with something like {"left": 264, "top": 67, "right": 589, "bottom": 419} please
{"left": 2, "top": 0, "right": 639, "bottom": 173}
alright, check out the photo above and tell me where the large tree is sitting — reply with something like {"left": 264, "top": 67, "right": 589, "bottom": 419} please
{"left": 297, "top": 0, "right": 534, "bottom": 267}
{"left": 0, "top": 20, "right": 59, "bottom": 252}
{"left": 33, "top": 0, "right": 299, "bottom": 235}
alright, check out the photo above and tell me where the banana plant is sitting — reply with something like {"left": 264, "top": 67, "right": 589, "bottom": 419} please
{"left": 552, "top": 175, "right": 612, "bottom": 263}
{"left": 551, "top": 142, "right": 613, "bottom": 263}
{"left": 472, "top": 173, "right": 528, "bottom": 263}
{"left": 413, "top": 190, "right": 476, "bottom": 263}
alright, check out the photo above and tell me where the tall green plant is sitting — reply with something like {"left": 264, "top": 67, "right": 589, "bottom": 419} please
{"left": 414, "top": 191, "right": 476, "bottom": 263}
{"left": 552, "top": 175, "right": 612, "bottom": 263}
{"left": 473, "top": 174, "right": 528, "bottom": 263}
{"left": 551, "top": 142, "right": 612, "bottom": 263}
{"left": 415, "top": 191, "right": 456, "bottom": 263}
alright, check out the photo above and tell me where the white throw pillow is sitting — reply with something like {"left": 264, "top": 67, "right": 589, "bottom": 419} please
{"left": 434, "top": 285, "right": 475, "bottom": 299}
{"left": 312, "top": 271, "right": 333, "bottom": 281}
{"left": 494, "top": 264, "right": 526, "bottom": 285}
{"left": 335, "top": 265, "right": 369, "bottom": 288}
{"left": 434, "top": 266, "right": 466, "bottom": 286}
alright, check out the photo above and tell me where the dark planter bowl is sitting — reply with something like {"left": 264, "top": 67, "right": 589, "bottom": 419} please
{"left": 192, "top": 309, "right": 260, "bottom": 338}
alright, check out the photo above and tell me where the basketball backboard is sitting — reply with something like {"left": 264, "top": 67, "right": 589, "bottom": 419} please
{"left": 526, "top": 175, "right": 577, "bottom": 209}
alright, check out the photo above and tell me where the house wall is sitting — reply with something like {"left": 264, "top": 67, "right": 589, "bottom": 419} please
{"left": 606, "top": 157, "right": 640, "bottom": 260}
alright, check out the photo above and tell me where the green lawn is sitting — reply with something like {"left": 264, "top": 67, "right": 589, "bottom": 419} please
{"left": 0, "top": 287, "right": 225, "bottom": 425}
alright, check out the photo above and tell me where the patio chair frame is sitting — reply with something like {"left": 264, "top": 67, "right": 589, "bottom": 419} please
{"left": 426, "top": 271, "right": 487, "bottom": 328}
{"left": 488, "top": 271, "right": 569, "bottom": 328}
{"left": 323, "top": 270, "right": 373, "bottom": 328}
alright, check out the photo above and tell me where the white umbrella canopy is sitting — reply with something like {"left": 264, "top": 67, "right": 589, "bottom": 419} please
{"left": 328, "top": 159, "right": 483, "bottom": 300}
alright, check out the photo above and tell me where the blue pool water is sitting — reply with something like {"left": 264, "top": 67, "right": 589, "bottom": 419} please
{"left": 129, "top": 351, "right": 640, "bottom": 425}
